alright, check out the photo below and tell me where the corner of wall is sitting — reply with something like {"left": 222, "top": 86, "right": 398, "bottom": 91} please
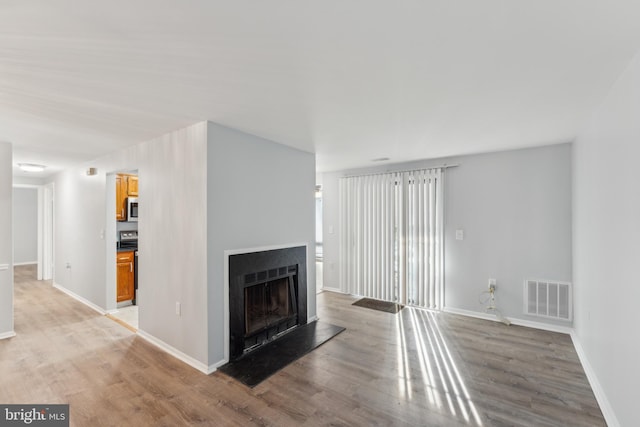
{"left": 0, "top": 142, "right": 14, "bottom": 337}
{"left": 570, "top": 331, "right": 620, "bottom": 427}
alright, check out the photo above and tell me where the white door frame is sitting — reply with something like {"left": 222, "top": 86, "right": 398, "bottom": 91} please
{"left": 13, "top": 183, "right": 54, "bottom": 280}
{"left": 42, "top": 183, "right": 54, "bottom": 280}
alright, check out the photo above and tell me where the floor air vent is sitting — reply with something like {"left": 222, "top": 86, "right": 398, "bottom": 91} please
{"left": 524, "top": 279, "right": 572, "bottom": 321}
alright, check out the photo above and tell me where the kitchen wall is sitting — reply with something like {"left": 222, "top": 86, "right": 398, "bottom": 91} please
{"left": 12, "top": 187, "right": 38, "bottom": 265}
{"left": 0, "top": 142, "right": 14, "bottom": 339}
{"left": 572, "top": 48, "right": 640, "bottom": 427}
{"left": 321, "top": 143, "right": 572, "bottom": 328}
{"left": 206, "top": 122, "right": 316, "bottom": 366}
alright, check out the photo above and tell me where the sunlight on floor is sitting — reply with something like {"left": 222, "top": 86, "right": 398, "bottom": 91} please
{"left": 397, "top": 307, "right": 483, "bottom": 426}
{"left": 396, "top": 310, "right": 413, "bottom": 400}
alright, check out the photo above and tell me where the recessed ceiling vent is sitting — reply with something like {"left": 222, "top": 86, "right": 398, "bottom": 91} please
{"left": 524, "top": 279, "right": 572, "bottom": 321}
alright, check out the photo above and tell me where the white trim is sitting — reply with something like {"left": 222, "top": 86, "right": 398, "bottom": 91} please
{"left": 52, "top": 282, "right": 107, "bottom": 315}
{"left": 12, "top": 183, "right": 45, "bottom": 280}
{"left": 0, "top": 264, "right": 9, "bottom": 271}
{"left": 570, "top": 331, "right": 620, "bottom": 427}
{"left": 223, "top": 242, "right": 309, "bottom": 365}
{"left": 42, "top": 183, "right": 54, "bottom": 281}
{"left": 224, "top": 242, "right": 310, "bottom": 258}
{"left": 13, "top": 261, "right": 37, "bottom": 266}
{"left": 37, "top": 186, "right": 43, "bottom": 280}
{"left": 0, "top": 331, "right": 16, "bottom": 340}
{"left": 223, "top": 253, "right": 230, "bottom": 365}
{"left": 137, "top": 330, "right": 216, "bottom": 375}
{"left": 319, "top": 286, "right": 346, "bottom": 294}
{"left": 208, "top": 358, "right": 228, "bottom": 373}
{"left": 308, "top": 315, "right": 319, "bottom": 322}
{"left": 443, "top": 307, "right": 573, "bottom": 335}
{"left": 12, "top": 184, "right": 43, "bottom": 189}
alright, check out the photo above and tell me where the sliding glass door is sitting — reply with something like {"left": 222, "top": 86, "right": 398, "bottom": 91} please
{"left": 339, "top": 168, "right": 443, "bottom": 309}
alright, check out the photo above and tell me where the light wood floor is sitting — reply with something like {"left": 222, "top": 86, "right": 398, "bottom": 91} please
{"left": 1, "top": 265, "right": 605, "bottom": 426}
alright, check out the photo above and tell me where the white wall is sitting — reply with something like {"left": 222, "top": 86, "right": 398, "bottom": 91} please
{"left": 322, "top": 144, "right": 572, "bottom": 327}
{"left": 0, "top": 142, "right": 14, "bottom": 338}
{"left": 52, "top": 122, "right": 209, "bottom": 365}
{"left": 206, "top": 122, "right": 316, "bottom": 365}
{"left": 50, "top": 120, "right": 316, "bottom": 369}
{"left": 573, "top": 49, "right": 640, "bottom": 427}
{"left": 12, "top": 187, "right": 38, "bottom": 265}
{"left": 13, "top": 176, "right": 45, "bottom": 186}
{"left": 137, "top": 124, "right": 209, "bottom": 364}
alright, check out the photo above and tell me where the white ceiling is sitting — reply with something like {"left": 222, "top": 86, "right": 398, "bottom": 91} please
{"left": 3, "top": 1, "right": 640, "bottom": 178}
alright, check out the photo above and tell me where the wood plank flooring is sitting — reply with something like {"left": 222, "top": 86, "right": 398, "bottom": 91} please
{"left": 1, "top": 265, "right": 605, "bottom": 426}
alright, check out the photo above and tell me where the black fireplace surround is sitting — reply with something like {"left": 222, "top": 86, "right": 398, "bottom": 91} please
{"left": 228, "top": 246, "right": 307, "bottom": 361}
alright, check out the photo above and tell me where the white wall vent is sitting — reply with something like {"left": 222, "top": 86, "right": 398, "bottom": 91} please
{"left": 524, "top": 279, "right": 572, "bottom": 321}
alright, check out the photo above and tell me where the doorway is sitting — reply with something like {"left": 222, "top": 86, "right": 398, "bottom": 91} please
{"left": 12, "top": 183, "right": 54, "bottom": 282}
{"left": 105, "top": 171, "right": 139, "bottom": 331}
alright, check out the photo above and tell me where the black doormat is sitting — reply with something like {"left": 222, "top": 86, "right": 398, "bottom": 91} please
{"left": 352, "top": 297, "right": 404, "bottom": 313}
{"left": 218, "top": 321, "right": 345, "bottom": 388}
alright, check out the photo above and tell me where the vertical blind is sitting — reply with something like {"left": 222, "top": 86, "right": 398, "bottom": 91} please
{"left": 339, "top": 168, "right": 444, "bottom": 309}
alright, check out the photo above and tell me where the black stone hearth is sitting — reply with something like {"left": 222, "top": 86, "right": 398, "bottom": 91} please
{"left": 219, "top": 321, "right": 345, "bottom": 387}
{"left": 228, "top": 246, "right": 307, "bottom": 361}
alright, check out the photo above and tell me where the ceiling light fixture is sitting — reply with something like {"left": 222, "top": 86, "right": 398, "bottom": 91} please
{"left": 17, "top": 163, "right": 46, "bottom": 173}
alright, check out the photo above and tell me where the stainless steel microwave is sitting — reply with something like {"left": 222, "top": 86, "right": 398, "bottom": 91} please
{"left": 127, "top": 197, "right": 138, "bottom": 222}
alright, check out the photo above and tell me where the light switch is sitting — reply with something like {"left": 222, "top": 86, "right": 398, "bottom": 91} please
{"left": 455, "top": 229, "right": 464, "bottom": 240}
{"left": 328, "top": 226, "right": 334, "bottom": 234}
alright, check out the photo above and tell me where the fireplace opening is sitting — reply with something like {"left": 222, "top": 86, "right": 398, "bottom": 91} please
{"left": 244, "top": 274, "right": 298, "bottom": 338}
{"left": 229, "top": 246, "right": 307, "bottom": 361}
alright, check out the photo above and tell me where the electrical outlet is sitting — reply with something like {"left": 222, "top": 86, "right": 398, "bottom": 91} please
{"left": 488, "top": 278, "right": 496, "bottom": 292}
{"left": 175, "top": 302, "right": 181, "bottom": 316}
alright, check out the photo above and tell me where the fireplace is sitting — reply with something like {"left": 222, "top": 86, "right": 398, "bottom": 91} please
{"left": 228, "top": 246, "right": 307, "bottom": 361}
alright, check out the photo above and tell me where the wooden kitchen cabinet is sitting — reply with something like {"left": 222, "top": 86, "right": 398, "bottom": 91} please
{"left": 127, "top": 176, "right": 138, "bottom": 197}
{"left": 115, "top": 173, "right": 138, "bottom": 221}
{"left": 116, "top": 251, "right": 135, "bottom": 302}
{"left": 115, "top": 175, "right": 128, "bottom": 221}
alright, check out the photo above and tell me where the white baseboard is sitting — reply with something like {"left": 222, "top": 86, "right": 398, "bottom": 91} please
{"left": 53, "top": 282, "right": 107, "bottom": 315}
{"left": 442, "top": 307, "right": 573, "bottom": 335}
{"left": 308, "top": 316, "right": 319, "bottom": 322}
{"left": 51, "top": 282, "right": 218, "bottom": 376}
{"left": 13, "top": 261, "right": 37, "bottom": 266}
{"left": 570, "top": 331, "right": 619, "bottom": 427}
{"left": 137, "top": 330, "right": 216, "bottom": 375}
{"left": 208, "top": 358, "right": 228, "bottom": 374}
{"left": 0, "top": 331, "right": 16, "bottom": 340}
{"left": 320, "top": 286, "right": 345, "bottom": 294}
